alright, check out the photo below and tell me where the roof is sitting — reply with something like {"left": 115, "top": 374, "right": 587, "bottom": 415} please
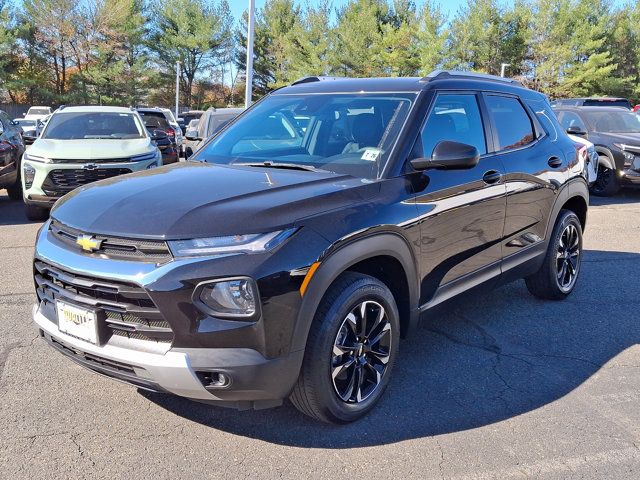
{"left": 55, "top": 106, "right": 135, "bottom": 113}
{"left": 552, "top": 106, "right": 633, "bottom": 113}
{"left": 276, "top": 71, "right": 539, "bottom": 98}
{"left": 204, "top": 107, "right": 245, "bottom": 114}
{"left": 556, "top": 97, "right": 628, "bottom": 101}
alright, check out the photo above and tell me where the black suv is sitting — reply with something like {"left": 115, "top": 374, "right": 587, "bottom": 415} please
{"left": 0, "top": 109, "right": 26, "bottom": 199}
{"left": 32, "top": 72, "right": 588, "bottom": 423}
{"left": 554, "top": 106, "right": 640, "bottom": 195}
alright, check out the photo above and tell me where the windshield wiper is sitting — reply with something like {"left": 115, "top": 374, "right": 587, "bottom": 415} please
{"left": 232, "top": 161, "right": 325, "bottom": 172}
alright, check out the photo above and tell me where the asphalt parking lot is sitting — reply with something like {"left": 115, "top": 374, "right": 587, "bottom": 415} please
{"left": 1, "top": 189, "right": 640, "bottom": 479}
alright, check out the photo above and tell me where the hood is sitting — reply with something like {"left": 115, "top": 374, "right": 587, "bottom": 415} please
{"left": 597, "top": 132, "right": 640, "bottom": 146}
{"left": 51, "top": 162, "right": 378, "bottom": 239}
{"left": 30, "top": 138, "right": 155, "bottom": 160}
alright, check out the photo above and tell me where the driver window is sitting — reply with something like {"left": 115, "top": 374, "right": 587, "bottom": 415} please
{"left": 420, "top": 94, "right": 487, "bottom": 157}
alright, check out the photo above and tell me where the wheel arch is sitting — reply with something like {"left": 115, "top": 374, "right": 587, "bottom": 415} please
{"left": 594, "top": 146, "right": 615, "bottom": 170}
{"left": 547, "top": 179, "right": 589, "bottom": 239}
{"left": 291, "top": 232, "right": 420, "bottom": 352}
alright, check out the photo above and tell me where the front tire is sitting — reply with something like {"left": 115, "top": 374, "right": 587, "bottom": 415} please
{"left": 6, "top": 180, "right": 22, "bottom": 200}
{"left": 591, "top": 160, "right": 620, "bottom": 196}
{"left": 24, "top": 203, "right": 49, "bottom": 221}
{"left": 290, "top": 272, "right": 400, "bottom": 424}
{"left": 525, "top": 210, "right": 582, "bottom": 300}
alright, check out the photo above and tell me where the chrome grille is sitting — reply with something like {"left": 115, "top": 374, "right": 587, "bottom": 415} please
{"left": 50, "top": 220, "right": 172, "bottom": 263}
{"left": 35, "top": 260, "right": 173, "bottom": 344}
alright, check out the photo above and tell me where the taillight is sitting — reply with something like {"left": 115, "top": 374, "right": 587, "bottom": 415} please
{"left": 575, "top": 143, "right": 588, "bottom": 163}
{"left": 166, "top": 128, "right": 175, "bottom": 137}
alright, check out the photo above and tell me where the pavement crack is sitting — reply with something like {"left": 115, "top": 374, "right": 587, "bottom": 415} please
{"left": 71, "top": 433, "right": 96, "bottom": 468}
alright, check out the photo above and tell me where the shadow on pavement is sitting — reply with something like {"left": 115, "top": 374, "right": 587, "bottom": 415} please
{"left": 589, "top": 187, "right": 640, "bottom": 206}
{"left": 143, "top": 248, "right": 640, "bottom": 447}
{"left": 0, "top": 191, "right": 36, "bottom": 226}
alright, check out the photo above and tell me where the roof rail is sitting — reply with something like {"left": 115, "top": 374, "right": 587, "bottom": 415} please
{"left": 291, "top": 75, "right": 341, "bottom": 86}
{"left": 421, "top": 70, "right": 522, "bottom": 86}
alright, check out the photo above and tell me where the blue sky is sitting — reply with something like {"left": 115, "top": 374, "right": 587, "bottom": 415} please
{"left": 229, "top": 0, "right": 629, "bottom": 23}
{"left": 229, "top": 0, "right": 468, "bottom": 21}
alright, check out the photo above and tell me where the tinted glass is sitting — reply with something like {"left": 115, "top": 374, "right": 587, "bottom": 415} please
{"left": 485, "top": 96, "right": 535, "bottom": 151}
{"left": 195, "top": 93, "right": 416, "bottom": 180}
{"left": 42, "top": 112, "right": 145, "bottom": 140}
{"left": 207, "top": 114, "right": 238, "bottom": 136}
{"left": 142, "top": 115, "right": 170, "bottom": 130}
{"left": 558, "top": 111, "right": 587, "bottom": 132}
{"left": 583, "top": 110, "right": 640, "bottom": 133}
{"left": 420, "top": 94, "right": 486, "bottom": 157}
{"left": 583, "top": 99, "right": 631, "bottom": 109}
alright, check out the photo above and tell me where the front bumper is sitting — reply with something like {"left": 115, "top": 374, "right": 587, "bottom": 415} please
{"left": 22, "top": 155, "right": 161, "bottom": 206}
{"left": 31, "top": 221, "right": 326, "bottom": 406}
{"left": 35, "top": 305, "right": 303, "bottom": 407}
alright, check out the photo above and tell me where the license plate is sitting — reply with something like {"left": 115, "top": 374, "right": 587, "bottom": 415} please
{"left": 56, "top": 300, "right": 98, "bottom": 344}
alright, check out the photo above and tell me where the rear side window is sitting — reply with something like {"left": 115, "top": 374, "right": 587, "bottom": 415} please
{"left": 420, "top": 94, "right": 487, "bottom": 157}
{"left": 485, "top": 95, "right": 535, "bottom": 151}
{"left": 557, "top": 111, "right": 587, "bottom": 132}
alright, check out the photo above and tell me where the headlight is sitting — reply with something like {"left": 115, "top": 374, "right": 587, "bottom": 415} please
{"left": 23, "top": 152, "right": 51, "bottom": 163}
{"left": 168, "top": 229, "right": 295, "bottom": 257}
{"left": 23, "top": 163, "right": 35, "bottom": 188}
{"left": 195, "top": 278, "right": 258, "bottom": 318}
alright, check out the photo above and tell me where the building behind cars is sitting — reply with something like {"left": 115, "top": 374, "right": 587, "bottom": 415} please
{"left": 22, "top": 105, "right": 162, "bottom": 220}
{"left": 0, "top": 109, "right": 26, "bottom": 199}
{"left": 553, "top": 105, "right": 640, "bottom": 195}
{"left": 184, "top": 107, "right": 244, "bottom": 158}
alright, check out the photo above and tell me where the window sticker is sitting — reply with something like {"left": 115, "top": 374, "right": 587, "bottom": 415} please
{"left": 361, "top": 149, "right": 381, "bottom": 161}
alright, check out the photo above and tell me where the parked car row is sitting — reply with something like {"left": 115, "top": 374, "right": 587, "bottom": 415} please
{"left": 553, "top": 105, "right": 640, "bottom": 195}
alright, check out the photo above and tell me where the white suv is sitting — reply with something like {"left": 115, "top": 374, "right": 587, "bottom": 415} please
{"left": 22, "top": 106, "right": 162, "bottom": 221}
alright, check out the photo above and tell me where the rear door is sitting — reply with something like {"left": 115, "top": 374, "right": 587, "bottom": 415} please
{"left": 483, "top": 93, "right": 568, "bottom": 266}
{"left": 413, "top": 92, "right": 507, "bottom": 306}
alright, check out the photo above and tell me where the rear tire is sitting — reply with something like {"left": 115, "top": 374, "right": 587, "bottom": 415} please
{"left": 525, "top": 210, "right": 582, "bottom": 300}
{"left": 25, "top": 203, "right": 49, "bottom": 221}
{"left": 591, "top": 161, "right": 620, "bottom": 196}
{"left": 290, "top": 272, "right": 400, "bottom": 424}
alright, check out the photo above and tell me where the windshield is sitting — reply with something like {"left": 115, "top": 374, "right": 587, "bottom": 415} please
{"left": 584, "top": 110, "right": 640, "bottom": 133}
{"left": 194, "top": 92, "right": 416, "bottom": 179}
{"left": 27, "top": 107, "right": 49, "bottom": 115}
{"left": 583, "top": 99, "right": 631, "bottom": 109}
{"left": 42, "top": 112, "right": 145, "bottom": 140}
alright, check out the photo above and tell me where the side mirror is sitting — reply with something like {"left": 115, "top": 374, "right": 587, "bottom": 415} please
{"left": 410, "top": 140, "right": 480, "bottom": 171}
{"left": 185, "top": 130, "right": 201, "bottom": 141}
{"left": 566, "top": 125, "right": 587, "bottom": 137}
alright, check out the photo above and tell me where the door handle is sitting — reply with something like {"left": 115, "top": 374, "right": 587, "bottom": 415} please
{"left": 482, "top": 170, "right": 502, "bottom": 184}
{"left": 548, "top": 157, "right": 562, "bottom": 168}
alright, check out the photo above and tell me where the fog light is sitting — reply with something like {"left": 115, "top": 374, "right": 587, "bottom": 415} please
{"left": 196, "top": 371, "right": 231, "bottom": 389}
{"left": 197, "top": 278, "right": 257, "bottom": 318}
{"left": 23, "top": 163, "right": 35, "bottom": 188}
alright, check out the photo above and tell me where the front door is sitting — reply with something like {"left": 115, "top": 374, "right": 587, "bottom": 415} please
{"left": 412, "top": 92, "right": 507, "bottom": 306}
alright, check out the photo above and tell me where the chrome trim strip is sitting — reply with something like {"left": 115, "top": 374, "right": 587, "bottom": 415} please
{"left": 35, "top": 220, "right": 237, "bottom": 287}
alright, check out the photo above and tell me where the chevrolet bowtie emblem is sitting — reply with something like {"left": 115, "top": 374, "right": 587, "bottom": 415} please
{"left": 76, "top": 234, "right": 102, "bottom": 252}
